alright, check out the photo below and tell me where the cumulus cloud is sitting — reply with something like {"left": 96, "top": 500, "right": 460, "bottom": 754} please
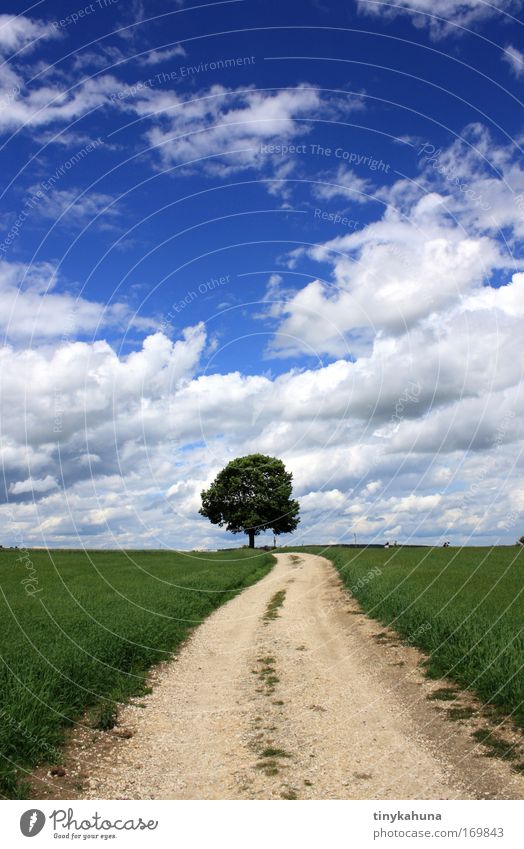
{"left": 2, "top": 260, "right": 524, "bottom": 548}
{"left": 270, "top": 194, "right": 503, "bottom": 357}
{"left": 1, "top": 96, "right": 523, "bottom": 548}
{"left": 0, "top": 323, "right": 207, "bottom": 449}
{"left": 9, "top": 475, "right": 58, "bottom": 495}
{"left": 268, "top": 124, "right": 524, "bottom": 360}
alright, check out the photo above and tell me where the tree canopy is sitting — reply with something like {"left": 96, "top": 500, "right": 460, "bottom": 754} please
{"left": 199, "top": 454, "right": 300, "bottom": 548}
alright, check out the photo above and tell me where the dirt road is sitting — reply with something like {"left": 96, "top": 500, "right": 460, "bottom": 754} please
{"left": 77, "top": 553, "right": 524, "bottom": 800}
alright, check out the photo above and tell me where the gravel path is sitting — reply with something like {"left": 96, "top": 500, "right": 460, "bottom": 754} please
{"left": 78, "top": 553, "right": 524, "bottom": 800}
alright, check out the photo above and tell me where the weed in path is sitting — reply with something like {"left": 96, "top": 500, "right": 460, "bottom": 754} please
{"left": 260, "top": 746, "right": 290, "bottom": 759}
{"left": 259, "top": 762, "right": 279, "bottom": 776}
{"left": 253, "top": 740, "right": 291, "bottom": 776}
{"left": 472, "top": 729, "right": 517, "bottom": 761}
{"left": 428, "top": 687, "right": 460, "bottom": 702}
{"left": 255, "top": 655, "right": 280, "bottom": 695}
{"left": 281, "top": 788, "right": 298, "bottom": 799}
{"left": 447, "top": 707, "right": 476, "bottom": 721}
{"left": 373, "top": 631, "right": 398, "bottom": 645}
{"left": 264, "top": 590, "right": 286, "bottom": 622}
{"left": 92, "top": 704, "right": 118, "bottom": 731}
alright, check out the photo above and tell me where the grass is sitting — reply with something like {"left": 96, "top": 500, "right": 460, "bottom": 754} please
{"left": 256, "top": 759, "right": 279, "bottom": 776}
{"left": 447, "top": 707, "right": 476, "bottom": 721}
{"left": 256, "top": 655, "right": 280, "bottom": 694}
{"left": 472, "top": 729, "right": 517, "bottom": 761}
{"left": 256, "top": 744, "right": 291, "bottom": 777}
{"left": 91, "top": 703, "right": 118, "bottom": 731}
{"left": 260, "top": 746, "right": 290, "bottom": 758}
{"left": 263, "top": 589, "right": 286, "bottom": 621}
{"left": 291, "top": 545, "right": 524, "bottom": 729}
{"left": 0, "top": 547, "right": 274, "bottom": 798}
{"left": 428, "top": 687, "right": 460, "bottom": 701}
{"left": 281, "top": 788, "right": 297, "bottom": 799}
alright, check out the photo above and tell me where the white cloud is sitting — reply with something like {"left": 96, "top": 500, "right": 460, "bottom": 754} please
{"left": 503, "top": 44, "right": 524, "bottom": 76}
{"left": 0, "top": 81, "right": 522, "bottom": 550}
{"left": 3, "top": 208, "right": 524, "bottom": 548}
{"left": 268, "top": 123, "right": 524, "bottom": 361}
{"left": 143, "top": 44, "right": 186, "bottom": 65}
{"left": 0, "top": 14, "right": 58, "bottom": 54}
{"left": 411, "top": 123, "right": 524, "bottom": 239}
{"left": 0, "top": 323, "right": 207, "bottom": 453}
{"left": 9, "top": 474, "right": 58, "bottom": 495}
{"left": 312, "top": 165, "right": 374, "bottom": 203}
{"left": 133, "top": 84, "right": 362, "bottom": 177}
{"left": 270, "top": 194, "right": 503, "bottom": 357}
{"left": 362, "top": 480, "right": 383, "bottom": 497}
{"left": 30, "top": 188, "right": 120, "bottom": 225}
{"left": 357, "top": 0, "right": 521, "bottom": 38}
{"left": 300, "top": 489, "right": 347, "bottom": 512}
{"left": 0, "top": 260, "right": 156, "bottom": 343}
{"left": 387, "top": 493, "right": 442, "bottom": 513}
{"left": 0, "top": 72, "right": 118, "bottom": 132}
{"left": 2, "top": 263, "right": 523, "bottom": 548}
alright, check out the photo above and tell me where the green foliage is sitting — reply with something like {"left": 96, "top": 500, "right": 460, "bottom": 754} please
{"left": 264, "top": 590, "right": 286, "bottom": 621}
{"left": 92, "top": 703, "right": 118, "bottom": 731}
{"left": 295, "top": 545, "right": 524, "bottom": 727}
{"left": 200, "top": 454, "right": 300, "bottom": 546}
{"left": 0, "top": 547, "right": 273, "bottom": 798}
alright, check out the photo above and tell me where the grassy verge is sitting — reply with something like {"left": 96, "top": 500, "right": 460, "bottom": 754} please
{"left": 0, "top": 548, "right": 274, "bottom": 798}
{"left": 292, "top": 545, "right": 524, "bottom": 728}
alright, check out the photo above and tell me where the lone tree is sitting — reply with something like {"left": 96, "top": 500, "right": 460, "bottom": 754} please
{"left": 199, "top": 454, "right": 300, "bottom": 548}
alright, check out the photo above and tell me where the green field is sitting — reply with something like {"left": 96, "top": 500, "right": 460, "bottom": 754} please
{"left": 0, "top": 547, "right": 273, "bottom": 798}
{"left": 299, "top": 545, "right": 524, "bottom": 727}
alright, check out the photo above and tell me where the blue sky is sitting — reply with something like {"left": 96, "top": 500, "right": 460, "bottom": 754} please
{"left": 1, "top": 0, "right": 524, "bottom": 548}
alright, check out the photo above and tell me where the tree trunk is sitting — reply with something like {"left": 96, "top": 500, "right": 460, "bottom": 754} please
{"left": 248, "top": 529, "right": 255, "bottom": 549}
